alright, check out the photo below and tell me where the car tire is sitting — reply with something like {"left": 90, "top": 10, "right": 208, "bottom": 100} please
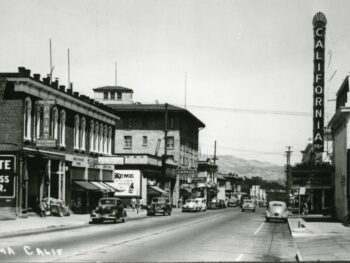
{"left": 114, "top": 218, "right": 117, "bottom": 224}
{"left": 163, "top": 211, "right": 166, "bottom": 216}
{"left": 122, "top": 217, "right": 126, "bottom": 223}
{"left": 241, "top": 209, "right": 245, "bottom": 212}
{"left": 168, "top": 212, "right": 171, "bottom": 216}
{"left": 253, "top": 209, "right": 256, "bottom": 212}
{"left": 265, "top": 217, "right": 269, "bottom": 222}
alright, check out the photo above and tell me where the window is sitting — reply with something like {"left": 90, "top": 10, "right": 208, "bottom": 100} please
{"left": 103, "top": 92, "right": 108, "bottom": 100}
{"left": 80, "top": 117, "right": 86, "bottom": 151}
{"left": 110, "top": 92, "right": 115, "bottom": 100}
{"left": 89, "top": 120, "right": 94, "bottom": 152}
{"left": 59, "top": 110, "right": 66, "bottom": 147}
{"left": 35, "top": 106, "right": 43, "bottom": 140}
{"left": 123, "top": 118, "right": 132, "bottom": 129}
{"left": 166, "top": 136, "right": 174, "bottom": 149}
{"left": 124, "top": 136, "right": 132, "bottom": 148}
{"left": 99, "top": 123, "right": 104, "bottom": 153}
{"left": 104, "top": 125, "right": 108, "bottom": 154}
{"left": 95, "top": 122, "right": 99, "bottom": 152}
{"left": 167, "top": 118, "right": 174, "bottom": 129}
{"left": 142, "top": 136, "right": 148, "bottom": 146}
{"left": 107, "top": 127, "right": 112, "bottom": 154}
{"left": 51, "top": 107, "right": 59, "bottom": 140}
{"left": 74, "top": 115, "right": 80, "bottom": 150}
{"left": 23, "top": 97, "right": 32, "bottom": 140}
{"left": 117, "top": 92, "right": 122, "bottom": 100}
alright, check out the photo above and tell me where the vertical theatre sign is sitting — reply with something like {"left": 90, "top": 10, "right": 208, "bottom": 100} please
{"left": 312, "top": 12, "right": 327, "bottom": 152}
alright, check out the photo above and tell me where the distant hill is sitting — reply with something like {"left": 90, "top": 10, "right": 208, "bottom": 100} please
{"left": 215, "top": 155, "right": 285, "bottom": 183}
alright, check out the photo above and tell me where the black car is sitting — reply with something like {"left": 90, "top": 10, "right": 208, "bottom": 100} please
{"left": 90, "top": 197, "right": 127, "bottom": 223}
{"left": 147, "top": 197, "right": 172, "bottom": 216}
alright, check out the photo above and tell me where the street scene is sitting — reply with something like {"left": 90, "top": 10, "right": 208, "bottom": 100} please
{"left": 2, "top": 0, "right": 350, "bottom": 262}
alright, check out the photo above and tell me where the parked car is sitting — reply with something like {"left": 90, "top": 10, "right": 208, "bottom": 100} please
{"left": 218, "top": 199, "right": 227, "bottom": 208}
{"left": 207, "top": 199, "right": 219, "bottom": 209}
{"left": 259, "top": 200, "right": 267, "bottom": 207}
{"left": 147, "top": 197, "right": 172, "bottom": 216}
{"left": 195, "top": 198, "right": 207, "bottom": 211}
{"left": 265, "top": 201, "right": 289, "bottom": 222}
{"left": 182, "top": 199, "right": 200, "bottom": 212}
{"left": 49, "top": 197, "right": 70, "bottom": 217}
{"left": 227, "top": 198, "right": 238, "bottom": 207}
{"left": 241, "top": 199, "right": 256, "bottom": 212}
{"left": 90, "top": 197, "right": 127, "bottom": 224}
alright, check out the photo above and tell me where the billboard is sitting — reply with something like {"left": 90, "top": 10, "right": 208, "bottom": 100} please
{"left": 110, "top": 170, "right": 141, "bottom": 197}
{"left": 0, "top": 155, "right": 16, "bottom": 198}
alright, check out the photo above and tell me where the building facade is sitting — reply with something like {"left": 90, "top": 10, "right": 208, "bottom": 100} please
{"left": 0, "top": 67, "right": 119, "bottom": 219}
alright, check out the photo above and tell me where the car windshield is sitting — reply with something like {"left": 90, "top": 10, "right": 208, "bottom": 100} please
{"left": 100, "top": 199, "right": 115, "bottom": 205}
{"left": 272, "top": 203, "right": 283, "bottom": 207}
{"left": 244, "top": 200, "right": 252, "bottom": 203}
{"left": 186, "top": 199, "right": 195, "bottom": 203}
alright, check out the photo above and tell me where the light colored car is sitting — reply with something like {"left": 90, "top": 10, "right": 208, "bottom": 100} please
{"left": 195, "top": 198, "right": 207, "bottom": 211}
{"left": 241, "top": 199, "right": 256, "bottom": 212}
{"left": 182, "top": 199, "right": 200, "bottom": 212}
{"left": 265, "top": 201, "right": 289, "bottom": 222}
{"left": 228, "top": 198, "right": 238, "bottom": 207}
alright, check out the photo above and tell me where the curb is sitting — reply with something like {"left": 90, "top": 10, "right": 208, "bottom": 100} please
{"left": 0, "top": 214, "right": 149, "bottom": 239}
{"left": 287, "top": 218, "right": 304, "bottom": 262}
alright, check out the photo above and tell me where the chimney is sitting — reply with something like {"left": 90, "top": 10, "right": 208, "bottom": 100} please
{"left": 18, "top": 67, "right": 26, "bottom": 77}
{"left": 73, "top": 91, "right": 79, "bottom": 98}
{"left": 43, "top": 74, "right": 51, "bottom": 85}
{"left": 66, "top": 88, "right": 72, "bottom": 95}
{"left": 24, "top": 69, "right": 31, "bottom": 77}
{"left": 89, "top": 99, "right": 95, "bottom": 104}
{"left": 52, "top": 78, "right": 59, "bottom": 89}
{"left": 33, "top": 74, "right": 41, "bottom": 81}
{"left": 59, "top": 85, "right": 65, "bottom": 92}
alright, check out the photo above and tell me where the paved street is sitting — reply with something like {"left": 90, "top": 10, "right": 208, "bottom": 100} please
{"left": 0, "top": 207, "right": 296, "bottom": 262}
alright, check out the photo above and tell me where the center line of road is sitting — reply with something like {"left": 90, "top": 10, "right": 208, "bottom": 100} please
{"left": 236, "top": 253, "right": 243, "bottom": 261}
{"left": 254, "top": 222, "right": 265, "bottom": 235}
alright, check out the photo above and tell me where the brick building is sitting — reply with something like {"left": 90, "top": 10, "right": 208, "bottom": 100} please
{"left": 93, "top": 86, "right": 205, "bottom": 206}
{"left": 0, "top": 67, "right": 119, "bottom": 219}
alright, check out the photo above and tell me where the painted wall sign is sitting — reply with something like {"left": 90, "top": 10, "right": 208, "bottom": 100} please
{"left": 35, "top": 100, "right": 56, "bottom": 147}
{"left": 0, "top": 155, "right": 16, "bottom": 198}
{"left": 312, "top": 12, "right": 327, "bottom": 152}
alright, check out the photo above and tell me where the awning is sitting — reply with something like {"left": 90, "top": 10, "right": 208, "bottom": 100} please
{"left": 195, "top": 183, "right": 206, "bottom": 188}
{"left": 90, "top": 181, "right": 110, "bottom": 192}
{"left": 73, "top": 181, "right": 100, "bottom": 191}
{"left": 101, "top": 182, "right": 116, "bottom": 192}
{"left": 148, "top": 185, "right": 168, "bottom": 195}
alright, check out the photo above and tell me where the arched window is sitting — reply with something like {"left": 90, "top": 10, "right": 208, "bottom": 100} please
{"left": 95, "top": 122, "right": 99, "bottom": 152}
{"left": 74, "top": 115, "right": 80, "bottom": 150}
{"left": 99, "top": 123, "right": 104, "bottom": 154}
{"left": 59, "top": 110, "right": 66, "bottom": 147}
{"left": 35, "top": 106, "right": 42, "bottom": 140}
{"left": 23, "top": 97, "right": 32, "bottom": 140}
{"left": 104, "top": 125, "right": 108, "bottom": 154}
{"left": 80, "top": 117, "right": 86, "bottom": 151}
{"left": 51, "top": 107, "right": 59, "bottom": 140}
{"left": 89, "top": 120, "right": 94, "bottom": 152}
{"left": 108, "top": 127, "right": 112, "bottom": 155}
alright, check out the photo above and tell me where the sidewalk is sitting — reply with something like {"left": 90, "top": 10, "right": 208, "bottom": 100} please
{"left": 288, "top": 217, "right": 350, "bottom": 261}
{"left": 0, "top": 208, "right": 181, "bottom": 238}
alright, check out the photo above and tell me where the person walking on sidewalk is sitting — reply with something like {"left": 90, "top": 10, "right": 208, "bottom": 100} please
{"left": 40, "top": 195, "right": 48, "bottom": 218}
{"left": 131, "top": 197, "right": 136, "bottom": 212}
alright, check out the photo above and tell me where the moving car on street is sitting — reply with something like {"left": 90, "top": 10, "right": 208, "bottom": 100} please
{"left": 147, "top": 197, "right": 172, "bottom": 216}
{"left": 265, "top": 201, "right": 289, "bottom": 222}
{"left": 227, "top": 198, "right": 238, "bottom": 207}
{"left": 182, "top": 199, "right": 200, "bottom": 212}
{"left": 241, "top": 199, "right": 256, "bottom": 212}
{"left": 195, "top": 198, "right": 207, "bottom": 211}
{"left": 90, "top": 197, "right": 127, "bottom": 224}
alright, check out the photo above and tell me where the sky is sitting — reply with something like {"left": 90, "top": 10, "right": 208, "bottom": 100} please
{"left": 1, "top": 0, "right": 350, "bottom": 165}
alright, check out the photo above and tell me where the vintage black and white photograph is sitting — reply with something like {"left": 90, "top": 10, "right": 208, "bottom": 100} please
{"left": 0, "top": 0, "right": 350, "bottom": 262}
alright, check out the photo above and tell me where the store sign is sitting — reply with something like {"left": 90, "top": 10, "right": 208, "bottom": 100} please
{"left": 72, "top": 156, "right": 86, "bottom": 168}
{"left": 312, "top": 12, "right": 327, "bottom": 152}
{"left": 87, "top": 158, "right": 98, "bottom": 168}
{"left": 98, "top": 156, "right": 124, "bottom": 165}
{"left": 299, "top": 187, "right": 306, "bottom": 195}
{"left": 0, "top": 155, "right": 15, "bottom": 198}
{"left": 192, "top": 177, "right": 206, "bottom": 183}
{"left": 176, "top": 167, "right": 197, "bottom": 177}
{"left": 35, "top": 100, "right": 56, "bottom": 147}
{"left": 111, "top": 170, "right": 141, "bottom": 197}
{"left": 36, "top": 139, "right": 57, "bottom": 148}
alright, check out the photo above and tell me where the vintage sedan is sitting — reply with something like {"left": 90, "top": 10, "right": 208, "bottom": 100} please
{"left": 147, "top": 197, "right": 172, "bottom": 216}
{"left": 182, "top": 199, "right": 200, "bottom": 212}
{"left": 265, "top": 201, "right": 289, "bottom": 222}
{"left": 241, "top": 199, "right": 256, "bottom": 212}
{"left": 90, "top": 197, "right": 127, "bottom": 224}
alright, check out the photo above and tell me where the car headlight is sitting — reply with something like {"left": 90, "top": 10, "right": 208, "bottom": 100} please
{"left": 266, "top": 210, "right": 271, "bottom": 216}
{"left": 283, "top": 211, "right": 289, "bottom": 217}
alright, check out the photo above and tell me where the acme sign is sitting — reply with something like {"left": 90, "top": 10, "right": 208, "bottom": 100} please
{"left": 312, "top": 12, "right": 327, "bottom": 152}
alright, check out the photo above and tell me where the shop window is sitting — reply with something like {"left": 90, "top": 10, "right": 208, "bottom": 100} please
{"left": 89, "top": 120, "right": 94, "bottom": 152}
{"left": 51, "top": 107, "right": 59, "bottom": 140}
{"left": 80, "top": 117, "right": 86, "bottom": 151}
{"left": 74, "top": 115, "right": 80, "bottom": 150}
{"left": 103, "top": 92, "right": 108, "bottom": 100}
{"left": 110, "top": 92, "right": 115, "bottom": 100}
{"left": 99, "top": 123, "right": 104, "bottom": 154}
{"left": 166, "top": 136, "right": 174, "bottom": 149}
{"left": 124, "top": 136, "right": 132, "bottom": 149}
{"left": 23, "top": 97, "right": 32, "bottom": 140}
{"left": 142, "top": 136, "right": 148, "bottom": 146}
{"left": 59, "top": 110, "right": 66, "bottom": 147}
{"left": 104, "top": 125, "right": 108, "bottom": 154}
{"left": 117, "top": 92, "right": 122, "bottom": 100}
{"left": 108, "top": 127, "right": 112, "bottom": 154}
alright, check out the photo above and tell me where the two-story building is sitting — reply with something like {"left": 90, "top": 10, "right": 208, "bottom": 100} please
{"left": 0, "top": 67, "right": 119, "bottom": 219}
{"left": 93, "top": 86, "right": 205, "bottom": 206}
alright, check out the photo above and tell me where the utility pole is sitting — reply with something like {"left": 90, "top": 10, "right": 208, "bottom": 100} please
{"left": 213, "top": 140, "right": 217, "bottom": 164}
{"left": 162, "top": 103, "right": 168, "bottom": 188}
{"left": 285, "top": 146, "right": 292, "bottom": 191}
{"left": 67, "top": 48, "right": 71, "bottom": 90}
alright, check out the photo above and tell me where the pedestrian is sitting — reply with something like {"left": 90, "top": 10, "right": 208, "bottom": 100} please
{"left": 302, "top": 201, "right": 309, "bottom": 215}
{"left": 138, "top": 198, "right": 143, "bottom": 211}
{"left": 40, "top": 195, "right": 48, "bottom": 218}
{"left": 178, "top": 200, "right": 181, "bottom": 208}
{"left": 131, "top": 197, "right": 136, "bottom": 212}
